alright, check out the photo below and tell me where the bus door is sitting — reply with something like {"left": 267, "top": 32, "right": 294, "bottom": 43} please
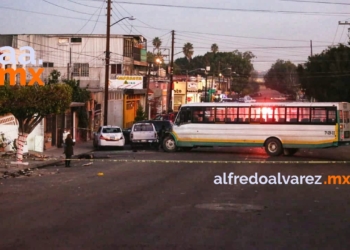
{"left": 339, "top": 103, "right": 350, "bottom": 143}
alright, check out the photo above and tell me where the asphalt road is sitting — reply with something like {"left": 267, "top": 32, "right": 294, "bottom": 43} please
{"left": 1, "top": 146, "right": 350, "bottom": 250}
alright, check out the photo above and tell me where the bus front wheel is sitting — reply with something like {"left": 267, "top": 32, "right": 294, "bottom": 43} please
{"left": 163, "top": 136, "right": 177, "bottom": 152}
{"left": 265, "top": 138, "right": 283, "bottom": 156}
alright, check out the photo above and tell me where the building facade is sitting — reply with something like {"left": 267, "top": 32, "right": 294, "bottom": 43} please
{"left": 0, "top": 34, "right": 148, "bottom": 149}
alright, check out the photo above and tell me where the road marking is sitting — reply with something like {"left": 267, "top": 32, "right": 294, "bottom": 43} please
{"left": 46, "top": 158, "right": 350, "bottom": 164}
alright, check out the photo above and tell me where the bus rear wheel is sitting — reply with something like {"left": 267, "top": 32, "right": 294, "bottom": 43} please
{"left": 265, "top": 138, "right": 283, "bottom": 156}
{"left": 163, "top": 136, "right": 177, "bottom": 152}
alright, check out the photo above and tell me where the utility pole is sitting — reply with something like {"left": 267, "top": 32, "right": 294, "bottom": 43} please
{"left": 145, "top": 63, "right": 151, "bottom": 119}
{"left": 168, "top": 30, "right": 174, "bottom": 112}
{"left": 310, "top": 40, "right": 313, "bottom": 56}
{"left": 103, "top": 0, "right": 111, "bottom": 126}
{"left": 339, "top": 21, "right": 350, "bottom": 44}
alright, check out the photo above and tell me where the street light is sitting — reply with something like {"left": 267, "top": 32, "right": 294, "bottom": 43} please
{"left": 218, "top": 67, "right": 231, "bottom": 92}
{"left": 104, "top": 16, "right": 136, "bottom": 126}
{"left": 156, "top": 58, "right": 162, "bottom": 77}
{"left": 186, "top": 68, "right": 205, "bottom": 103}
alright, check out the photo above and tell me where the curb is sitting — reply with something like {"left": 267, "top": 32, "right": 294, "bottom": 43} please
{"left": 1, "top": 151, "right": 94, "bottom": 179}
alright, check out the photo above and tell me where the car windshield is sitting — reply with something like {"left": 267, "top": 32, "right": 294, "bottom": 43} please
{"left": 102, "top": 127, "right": 121, "bottom": 133}
{"left": 134, "top": 124, "right": 153, "bottom": 131}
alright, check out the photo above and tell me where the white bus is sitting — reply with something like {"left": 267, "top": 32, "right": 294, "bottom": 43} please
{"left": 162, "top": 102, "right": 350, "bottom": 156}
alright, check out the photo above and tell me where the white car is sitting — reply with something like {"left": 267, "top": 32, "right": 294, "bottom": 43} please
{"left": 93, "top": 125, "right": 125, "bottom": 149}
{"left": 130, "top": 123, "right": 158, "bottom": 147}
{"left": 242, "top": 95, "right": 256, "bottom": 103}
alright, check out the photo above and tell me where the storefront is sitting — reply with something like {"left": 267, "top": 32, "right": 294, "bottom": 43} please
{"left": 173, "top": 81, "right": 186, "bottom": 111}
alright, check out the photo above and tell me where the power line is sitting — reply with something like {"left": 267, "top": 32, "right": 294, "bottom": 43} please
{"left": 75, "top": 1, "right": 105, "bottom": 34}
{"left": 281, "top": 0, "right": 350, "bottom": 6}
{"left": 114, "top": 1, "right": 350, "bottom": 16}
{"left": 0, "top": 6, "right": 104, "bottom": 22}
{"left": 115, "top": 2, "right": 155, "bottom": 30}
{"left": 42, "top": 0, "right": 104, "bottom": 16}
{"left": 76, "top": 1, "right": 105, "bottom": 61}
{"left": 67, "top": 0, "right": 101, "bottom": 8}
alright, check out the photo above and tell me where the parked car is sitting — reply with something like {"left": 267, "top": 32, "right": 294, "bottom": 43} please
{"left": 130, "top": 122, "right": 158, "bottom": 148}
{"left": 238, "top": 95, "right": 256, "bottom": 103}
{"left": 123, "top": 120, "right": 173, "bottom": 144}
{"left": 153, "top": 112, "right": 178, "bottom": 122}
{"left": 93, "top": 125, "right": 125, "bottom": 149}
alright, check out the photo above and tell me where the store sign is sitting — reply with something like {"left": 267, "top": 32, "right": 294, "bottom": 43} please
{"left": 187, "top": 81, "right": 198, "bottom": 89}
{"left": 109, "top": 75, "right": 143, "bottom": 89}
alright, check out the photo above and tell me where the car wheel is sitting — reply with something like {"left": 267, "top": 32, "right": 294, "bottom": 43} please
{"left": 265, "top": 138, "right": 283, "bottom": 156}
{"left": 163, "top": 136, "right": 177, "bottom": 152}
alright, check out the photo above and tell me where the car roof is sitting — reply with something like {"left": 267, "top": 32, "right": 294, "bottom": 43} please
{"left": 133, "top": 122, "right": 153, "bottom": 125}
{"left": 100, "top": 125, "right": 121, "bottom": 128}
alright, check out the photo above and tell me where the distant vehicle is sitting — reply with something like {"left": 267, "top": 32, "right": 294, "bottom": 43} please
{"left": 250, "top": 92, "right": 262, "bottom": 97}
{"left": 239, "top": 95, "right": 256, "bottom": 103}
{"left": 220, "top": 98, "right": 237, "bottom": 103}
{"left": 93, "top": 125, "right": 125, "bottom": 149}
{"left": 130, "top": 122, "right": 158, "bottom": 148}
{"left": 271, "top": 96, "right": 286, "bottom": 101}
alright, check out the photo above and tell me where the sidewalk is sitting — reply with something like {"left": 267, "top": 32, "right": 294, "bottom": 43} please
{"left": 0, "top": 140, "right": 94, "bottom": 178}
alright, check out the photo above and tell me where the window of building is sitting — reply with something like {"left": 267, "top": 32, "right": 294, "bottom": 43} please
{"left": 111, "top": 64, "right": 122, "bottom": 74}
{"left": 58, "top": 38, "right": 69, "bottom": 45}
{"left": 71, "top": 37, "right": 82, "bottom": 43}
{"left": 72, "top": 63, "right": 89, "bottom": 77}
{"left": 43, "top": 62, "right": 54, "bottom": 67}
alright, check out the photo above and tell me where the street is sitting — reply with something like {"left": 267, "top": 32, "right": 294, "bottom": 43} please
{"left": 1, "top": 147, "right": 350, "bottom": 249}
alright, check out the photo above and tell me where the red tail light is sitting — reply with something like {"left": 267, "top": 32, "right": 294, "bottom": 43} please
{"left": 100, "top": 135, "right": 107, "bottom": 140}
{"left": 130, "top": 133, "right": 133, "bottom": 139}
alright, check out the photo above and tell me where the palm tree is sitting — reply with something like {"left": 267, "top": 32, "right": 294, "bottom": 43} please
{"left": 152, "top": 37, "right": 162, "bottom": 54}
{"left": 211, "top": 43, "right": 219, "bottom": 54}
{"left": 183, "top": 42, "right": 194, "bottom": 61}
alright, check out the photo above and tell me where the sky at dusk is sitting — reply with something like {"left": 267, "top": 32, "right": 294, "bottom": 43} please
{"left": 1, "top": 0, "right": 350, "bottom": 72}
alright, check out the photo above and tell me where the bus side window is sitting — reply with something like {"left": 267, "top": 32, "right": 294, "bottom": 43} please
{"left": 178, "top": 108, "right": 192, "bottom": 124}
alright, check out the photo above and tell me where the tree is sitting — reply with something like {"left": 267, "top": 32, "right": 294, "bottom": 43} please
{"left": 134, "top": 105, "right": 146, "bottom": 122}
{"left": 152, "top": 37, "right": 162, "bottom": 52}
{"left": 297, "top": 44, "right": 350, "bottom": 101}
{"left": 48, "top": 70, "right": 61, "bottom": 85}
{"left": 264, "top": 60, "right": 298, "bottom": 95}
{"left": 183, "top": 42, "right": 194, "bottom": 61}
{"left": 211, "top": 43, "right": 219, "bottom": 54}
{"left": 174, "top": 50, "right": 255, "bottom": 93}
{"left": 0, "top": 83, "right": 72, "bottom": 163}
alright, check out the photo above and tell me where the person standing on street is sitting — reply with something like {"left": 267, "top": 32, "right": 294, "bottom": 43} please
{"left": 64, "top": 134, "right": 75, "bottom": 167}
